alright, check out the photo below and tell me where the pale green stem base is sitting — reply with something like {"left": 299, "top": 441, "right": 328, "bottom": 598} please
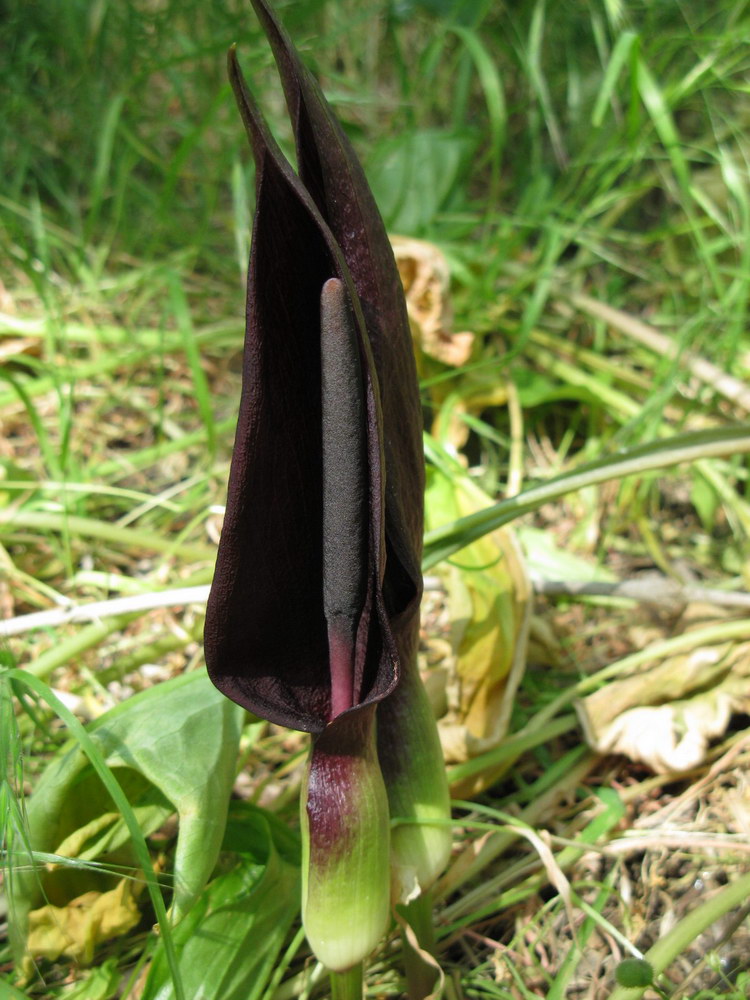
{"left": 329, "top": 963, "right": 363, "bottom": 1000}
{"left": 399, "top": 890, "right": 438, "bottom": 1000}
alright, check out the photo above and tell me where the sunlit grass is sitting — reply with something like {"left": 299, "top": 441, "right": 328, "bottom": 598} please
{"left": 3, "top": 0, "right": 750, "bottom": 995}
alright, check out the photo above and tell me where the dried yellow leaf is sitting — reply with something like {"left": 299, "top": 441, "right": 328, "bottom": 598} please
{"left": 26, "top": 878, "right": 140, "bottom": 967}
{"left": 391, "top": 235, "right": 475, "bottom": 368}
{"left": 577, "top": 604, "right": 750, "bottom": 772}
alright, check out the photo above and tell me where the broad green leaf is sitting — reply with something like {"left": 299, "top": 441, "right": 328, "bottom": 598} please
{"left": 6, "top": 672, "right": 183, "bottom": 995}
{"left": 367, "top": 129, "right": 477, "bottom": 234}
{"left": 17, "top": 670, "right": 242, "bottom": 959}
{"left": 0, "top": 975, "right": 32, "bottom": 1000}
{"left": 142, "top": 807, "right": 301, "bottom": 1000}
{"left": 87, "top": 670, "right": 243, "bottom": 920}
{"left": 516, "top": 526, "right": 617, "bottom": 584}
{"left": 15, "top": 751, "right": 174, "bottom": 942}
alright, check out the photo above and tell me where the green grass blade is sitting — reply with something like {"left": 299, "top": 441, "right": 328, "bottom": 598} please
{"left": 20, "top": 614, "right": 139, "bottom": 680}
{"left": 0, "top": 509, "right": 212, "bottom": 562}
{"left": 86, "top": 93, "right": 127, "bottom": 239}
{"left": 449, "top": 26, "right": 506, "bottom": 188}
{"left": 0, "top": 367, "right": 64, "bottom": 480}
{"left": 167, "top": 272, "right": 216, "bottom": 459}
{"left": 423, "top": 426, "right": 750, "bottom": 568}
{"left": 634, "top": 53, "right": 689, "bottom": 191}
{"left": 591, "top": 29, "right": 638, "bottom": 127}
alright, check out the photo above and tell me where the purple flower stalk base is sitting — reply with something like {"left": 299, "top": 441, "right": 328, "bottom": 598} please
{"left": 204, "top": 0, "right": 451, "bottom": 988}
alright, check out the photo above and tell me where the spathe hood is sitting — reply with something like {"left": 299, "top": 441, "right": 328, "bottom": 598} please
{"left": 204, "top": 9, "right": 423, "bottom": 733}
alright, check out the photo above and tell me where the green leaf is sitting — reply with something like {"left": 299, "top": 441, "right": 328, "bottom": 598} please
{"left": 516, "top": 526, "right": 617, "bottom": 585}
{"left": 61, "top": 958, "right": 121, "bottom": 999}
{"left": 366, "top": 129, "right": 477, "bottom": 233}
{"left": 142, "top": 808, "right": 301, "bottom": 1000}
{"left": 223, "top": 799, "right": 301, "bottom": 867}
{"left": 6, "top": 671, "right": 183, "bottom": 997}
{"left": 690, "top": 475, "right": 719, "bottom": 532}
{"left": 512, "top": 367, "right": 598, "bottom": 409}
{"left": 87, "top": 670, "right": 244, "bottom": 920}
{"left": 0, "top": 975, "right": 33, "bottom": 1000}
{"left": 52, "top": 774, "right": 173, "bottom": 864}
{"left": 16, "top": 670, "right": 243, "bottom": 947}
{"left": 448, "top": 25, "right": 506, "bottom": 179}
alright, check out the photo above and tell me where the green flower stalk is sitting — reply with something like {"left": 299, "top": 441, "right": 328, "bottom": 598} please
{"left": 204, "top": 0, "right": 451, "bottom": 981}
{"left": 379, "top": 661, "right": 452, "bottom": 906}
{"left": 301, "top": 709, "right": 390, "bottom": 971}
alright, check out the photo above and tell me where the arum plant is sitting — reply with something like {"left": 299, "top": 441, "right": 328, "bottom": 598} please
{"left": 204, "top": 1, "right": 451, "bottom": 996}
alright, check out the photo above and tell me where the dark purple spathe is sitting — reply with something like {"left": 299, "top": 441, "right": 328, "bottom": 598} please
{"left": 204, "top": 1, "right": 423, "bottom": 735}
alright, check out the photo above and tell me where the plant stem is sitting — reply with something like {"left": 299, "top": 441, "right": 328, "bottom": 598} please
{"left": 329, "top": 964, "right": 363, "bottom": 1000}
{"left": 608, "top": 870, "right": 750, "bottom": 1000}
{"left": 399, "top": 889, "right": 439, "bottom": 999}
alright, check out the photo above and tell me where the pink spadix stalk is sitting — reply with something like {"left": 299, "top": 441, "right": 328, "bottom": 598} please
{"left": 204, "top": 0, "right": 451, "bottom": 985}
